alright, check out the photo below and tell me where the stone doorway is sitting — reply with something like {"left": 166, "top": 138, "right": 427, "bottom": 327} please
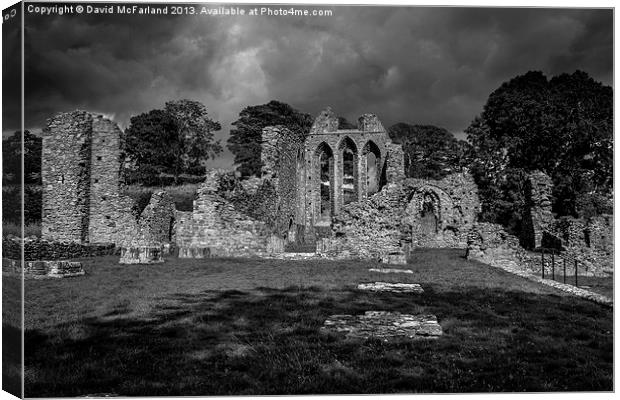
{"left": 420, "top": 193, "right": 438, "bottom": 236}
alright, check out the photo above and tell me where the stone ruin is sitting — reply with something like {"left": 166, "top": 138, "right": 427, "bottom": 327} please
{"left": 172, "top": 107, "right": 480, "bottom": 262}
{"left": 468, "top": 171, "right": 613, "bottom": 277}
{"left": 31, "top": 108, "right": 612, "bottom": 277}
{"left": 37, "top": 110, "right": 176, "bottom": 267}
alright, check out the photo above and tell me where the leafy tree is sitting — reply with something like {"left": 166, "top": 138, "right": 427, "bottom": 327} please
{"left": 388, "top": 123, "right": 470, "bottom": 179}
{"left": 467, "top": 70, "right": 612, "bottom": 227}
{"left": 123, "top": 100, "right": 221, "bottom": 184}
{"left": 164, "top": 100, "right": 222, "bottom": 175}
{"left": 227, "top": 100, "right": 313, "bottom": 177}
{"left": 2, "top": 130, "right": 42, "bottom": 184}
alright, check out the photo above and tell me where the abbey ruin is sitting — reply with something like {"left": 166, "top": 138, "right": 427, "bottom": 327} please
{"left": 12, "top": 106, "right": 610, "bottom": 278}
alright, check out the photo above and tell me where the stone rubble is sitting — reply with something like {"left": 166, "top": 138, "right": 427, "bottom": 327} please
{"left": 321, "top": 311, "right": 442, "bottom": 341}
{"left": 357, "top": 282, "right": 424, "bottom": 293}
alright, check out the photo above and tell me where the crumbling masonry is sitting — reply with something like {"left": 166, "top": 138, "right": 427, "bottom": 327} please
{"left": 36, "top": 108, "right": 612, "bottom": 275}
{"left": 41, "top": 111, "right": 176, "bottom": 264}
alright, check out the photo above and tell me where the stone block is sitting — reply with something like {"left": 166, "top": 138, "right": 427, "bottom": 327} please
{"left": 119, "top": 246, "right": 164, "bottom": 264}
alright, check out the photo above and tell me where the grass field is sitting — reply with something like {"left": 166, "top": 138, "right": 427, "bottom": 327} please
{"left": 23, "top": 249, "right": 613, "bottom": 396}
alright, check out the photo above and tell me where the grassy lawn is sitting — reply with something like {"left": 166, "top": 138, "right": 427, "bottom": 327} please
{"left": 3, "top": 275, "right": 23, "bottom": 397}
{"left": 24, "top": 249, "right": 613, "bottom": 396}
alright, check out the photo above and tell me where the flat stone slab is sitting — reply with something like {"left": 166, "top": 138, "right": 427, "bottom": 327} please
{"left": 357, "top": 282, "right": 424, "bottom": 293}
{"left": 368, "top": 268, "right": 414, "bottom": 274}
{"left": 321, "top": 311, "right": 442, "bottom": 341}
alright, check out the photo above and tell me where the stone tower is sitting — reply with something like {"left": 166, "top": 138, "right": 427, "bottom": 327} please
{"left": 41, "top": 111, "right": 125, "bottom": 244}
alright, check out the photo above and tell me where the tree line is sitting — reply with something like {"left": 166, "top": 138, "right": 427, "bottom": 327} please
{"left": 3, "top": 70, "right": 612, "bottom": 234}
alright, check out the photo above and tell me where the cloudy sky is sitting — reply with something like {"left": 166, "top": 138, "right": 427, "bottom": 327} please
{"left": 7, "top": 3, "right": 613, "bottom": 167}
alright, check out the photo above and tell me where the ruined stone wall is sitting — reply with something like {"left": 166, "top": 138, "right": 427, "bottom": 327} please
{"left": 549, "top": 215, "right": 613, "bottom": 275}
{"left": 3, "top": 236, "right": 115, "bottom": 261}
{"left": 300, "top": 108, "right": 393, "bottom": 242}
{"left": 385, "top": 142, "right": 405, "bottom": 183}
{"left": 175, "top": 171, "right": 283, "bottom": 258}
{"left": 317, "top": 183, "right": 408, "bottom": 259}
{"left": 403, "top": 172, "right": 480, "bottom": 248}
{"left": 88, "top": 116, "right": 136, "bottom": 244}
{"left": 466, "top": 222, "right": 538, "bottom": 273}
{"left": 123, "top": 191, "right": 176, "bottom": 247}
{"left": 260, "top": 126, "right": 306, "bottom": 240}
{"left": 41, "top": 111, "right": 93, "bottom": 243}
{"left": 520, "top": 171, "right": 555, "bottom": 249}
{"left": 315, "top": 171, "right": 481, "bottom": 259}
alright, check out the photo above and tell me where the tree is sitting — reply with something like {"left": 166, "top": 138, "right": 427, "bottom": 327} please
{"left": 388, "top": 123, "right": 470, "bottom": 180}
{"left": 2, "top": 130, "right": 42, "bottom": 184}
{"left": 227, "top": 100, "right": 313, "bottom": 177}
{"left": 123, "top": 100, "right": 221, "bottom": 185}
{"left": 164, "top": 100, "right": 222, "bottom": 175}
{"left": 466, "top": 70, "right": 612, "bottom": 226}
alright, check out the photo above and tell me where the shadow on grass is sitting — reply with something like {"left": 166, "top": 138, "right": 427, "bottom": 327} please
{"left": 25, "top": 285, "right": 613, "bottom": 397}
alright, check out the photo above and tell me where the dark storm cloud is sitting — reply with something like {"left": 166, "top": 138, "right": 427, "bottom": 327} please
{"left": 13, "top": 5, "right": 613, "bottom": 166}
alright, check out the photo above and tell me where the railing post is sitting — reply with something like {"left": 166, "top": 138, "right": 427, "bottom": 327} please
{"left": 541, "top": 249, "right": 545, "bottom": 279}
{"left": 563, "top": 259, "right": 566, "bottom": 284}
{"left": 551, "top": 250, "right": 555, "bottom": 280}
{"left": 574, "top": 259, "right": 578, "bottom": 287}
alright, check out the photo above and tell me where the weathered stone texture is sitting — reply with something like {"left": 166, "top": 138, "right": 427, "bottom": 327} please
{"left": 357, "top": 113, "right": 386, "bottom": 132}
{"left": 403, "top": 172, "right": 480, "bottom": 248}
{"left": 321, "top": 311, "right": 442, "bottom": 341}
{"left": 368, "top": 268, "right": 414, "bottom": 274}
{"left": 41, "top": 110, "right": 138, "bottom": 246}
{"left": 129, "top": 191, "right": 175, "bottom": 246}
{"left": 42, "top": 111, "right": 93, "bottom": 243}
{"left": 466, "top": 222, "right": 532, "bottom": 271}
{"left": 357, "top": 282, "right": 424, "bottom": 293}
{"left": 260, "top": 126, "right": 306, "bottom": 241}
{"left": 548, "top": 215, "right": 613, "bottom": 275}
{"left": 119, "top": 246, "right": 165, "bottom": 264}
{"left": 3, "top": 236, "right": 115, "bottom": 261}
{"left": 317, "top": 183, "right": 407, "bottom": 259}
{"left": 315, "top": 171, "right": 480, "bottom": 260}
{"left": 175, "top": 170, "right": 285, "bottom": 258}
{"left": 3, "top": 259, "right": 85, "bottom": 279}
{"left": 300, "top": 108, "right": 394, "bottom": 242}
{"left": 385, "top": 142, "right": 405, "bottom": 183}
{"left": 520, "top": 171, "right": 555, "bottom": 249}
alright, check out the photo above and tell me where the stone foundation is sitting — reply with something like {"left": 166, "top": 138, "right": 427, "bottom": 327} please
{"left": 119, "top": 246, "right": 164, "bottom": 264}
{"left": 3, "top": 258, "right": 85, "bottom": 279}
